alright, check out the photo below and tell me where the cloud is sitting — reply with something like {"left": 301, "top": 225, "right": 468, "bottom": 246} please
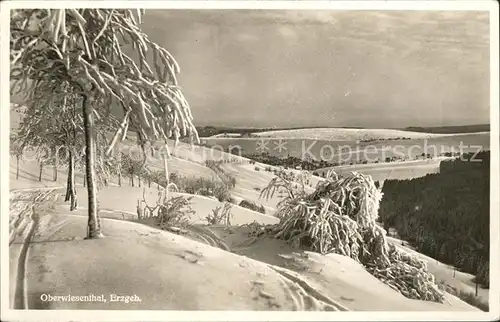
{"left": 139, "top": 9, "right": 489, "bottom": 128}
{"left": 276, "top": 25, "right": 298, "bottom": 40}
{"left": 235, "top": 32, "right": 260, "bottom": 43}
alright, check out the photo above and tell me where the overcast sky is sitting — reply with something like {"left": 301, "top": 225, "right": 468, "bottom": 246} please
{"left": 138, "top": 10, "right": 490, "bottom": 129}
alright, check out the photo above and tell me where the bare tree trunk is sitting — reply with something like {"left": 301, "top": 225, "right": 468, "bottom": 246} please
{"left": 53, "top": 162, "right": 58, "bottom": 182}
{"left": 383, "top": 220, "right": 390, "bottom": 234}
{"left": 138, "top": 175, "right": 141, "bottom": 187}
{"left": 117, "top": 160, "right": 122, "bottom": 187}
{"left": 82, "top": 94, "right": 102, "bottom": 239}
{"left": 69, "top": 149, "right": 78, "bottom": 211}
{"left": 116, "top": 152, "right": 123, "bottom": 187}
{"left": 131, "top": 175, "right": 135, "bottom": 187}
{"left": 16, "top": 155, "right": 20, "bottom": 180}
{"left": 65, "top": 160, "right": 71, "bottom": 202}
{"left": 163, "top": 151, "right": 169, "bottom": 200}
{"left": 39, "top": 163, "right": 43, "bottom": 181}
{"left": 83, "top": 175, "right": 86, "bottom": 187}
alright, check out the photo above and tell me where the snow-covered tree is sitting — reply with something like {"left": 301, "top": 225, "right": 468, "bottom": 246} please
{"left": 11, "top": 9, "right": 199, "bottom": 238}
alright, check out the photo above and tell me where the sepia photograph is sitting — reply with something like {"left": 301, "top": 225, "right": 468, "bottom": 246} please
{"left": 1, "top": 1, "right": 498, "bottom": 321}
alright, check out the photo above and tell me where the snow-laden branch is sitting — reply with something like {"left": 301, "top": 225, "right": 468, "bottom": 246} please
{"left": 10, "top": 9, "right": 199, "bottom": 154}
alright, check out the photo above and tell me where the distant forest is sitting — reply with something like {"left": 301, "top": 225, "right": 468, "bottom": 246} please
{"left": 195, "top": 126, "right": 271, "bottom": 137}
{"left": 402, "top": 124, "right": 490, "bottom": 134}
{"left": 379, "top": 151, "right": 490, "bottom": 287}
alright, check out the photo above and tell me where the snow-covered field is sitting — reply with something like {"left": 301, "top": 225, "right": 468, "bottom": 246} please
{"left": 201, "top": 131, "right": 490, "bottom": 162}
{"left": 8, "top": 140, "right": 490, "bottom": 312}
{"left": 251, "top": 127, "right": 467, "bottom": 141}
{"left": 314, "top": 158, "right": 446, "bottom": 182}
{"left": 9, "top": 187, "right": 479, "bottom": 312}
